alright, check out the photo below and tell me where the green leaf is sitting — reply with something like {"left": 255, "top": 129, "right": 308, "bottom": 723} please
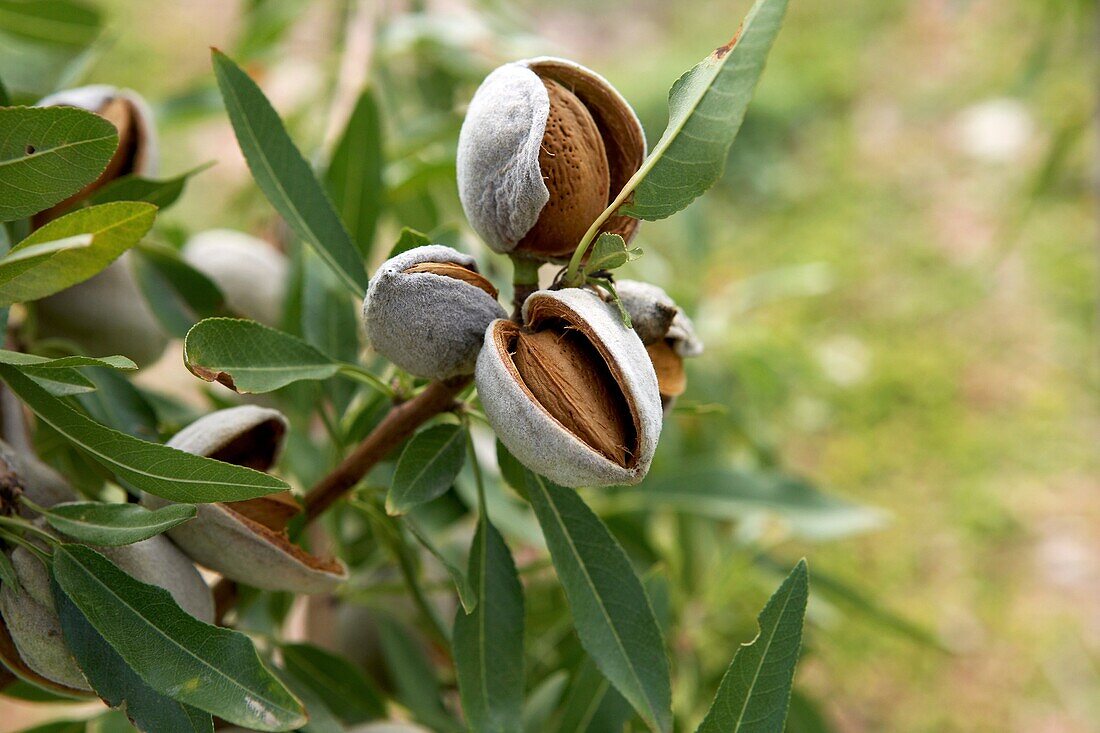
{"left": 0, "top": 349, "right": 135, "bottom": 371}
{"left": 0, "top": 234, "right": 91, "bottom": 264}
{"left": 696, "top": 559, "right": 808, "bottom": 733}
{"left": 453, "top": 519, "right": 525, "bottom": 733}
{"left": 0, "top": 343, "right": 133, "bottom": 395}
{"left": 0, "top": 548, "right": 18, "bottom": 590}
{"left": 0, "top": 0, "right": 101, "bottom": 48}
{"left": 273, "top": 666, "right": 343, "bottom": 733}
{"left": 553, "top": 658, "right": 632, "bottom": 733}
{"left": 131, "top": 243, "right": 227, "bottom": 338}
{"left": 0, "top": 106, "right": 117, "bottom": 221}
{"left": 387, "top": 226, "right": 432, "bottom": 259}
{"left": 582, "top": 233, "right": 641, "bottom": 275}
{"left": 405, "top": 517, "right": 477, "bottom": 613}
{"left": 615, "top": 468, "right": 887, "bottom": 540}
{"left": 387, "top": 424, "right": 467, "bottom": 515}
{"left": 52, "top": 579, "right": 214, "bottom": 733}
{"left": 522, "top": 672, "right": 568, "bottom": 733}
{"left": 36, "top": 502, "right": 197, "bottom": 546}
{"left": 279, "top": 643, "right": 386, "bottom": 724}
{"left": 74, "top": 366, "right": 160, "bottom": 440}
{"left": 300, "top": 251, "right": 357, "bottom": 411}
{"left": 184, "top": 317, "right": 344, "bottom": 393}
{"left": 0, "top": 364, "right": 289, "bottom": 502}
{"left": 0, "top": 202, "right": 156, "bottom": 306}
{"left": 525, "top": 474, "right": 671, "bottom": 733}
{"left": 375, "top": 612, "right": 460, "bottom": 732}
{"left": 51, "top": 544, "right": 306, "bottom": 731}
{"left": 86, "top": 163, "right": 214, "bottom": 210}
{"left": 618, "top": 0, "right": 789, "bottom": 220}
{"left": 325, "top": 89, "right": 384, "bottom": 258}
{"left": 211, "top": 49, "right": 369, "bottom": 296}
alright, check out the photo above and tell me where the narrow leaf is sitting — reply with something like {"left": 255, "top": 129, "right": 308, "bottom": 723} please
{"left": 619, "top": 0, "right": 789, "bottom": 220}
{"left": 388, "top": 226, "right": 431, "bottom": 259}
{"left": 696, "top": 559, "right": 809, "bottom": 733}
{"left": 325, "top": 89, "right": 384, "bottom": 258}
{"left": 51, "top": 544, "right": 306, "bottom": 731}
{"left": 280, "top": 643, "right": 386, "bottom": 724}
{"left": 131, "top": 243, "right": 227, "bottom": 338}
{"left": 0, "top": 349, "right": 135, "bottom": 371}
{"left": 37, "top": 502, "right": 197, "bottom": 546}
{"left": 453, "top": 519, "right": 525, "bottom": 733}
{"left": 0, "top": 202, "right": 156, "bottom": 306}
{"left": 614, "top": 468, "right": 886, "bottom": 540}
{"left": 0, "top": 234, "right": 91, "bottom": 264}
{"left": 53, "top": 580, "right": 214, "bottom": 733}
{"left": 553, "top": 658, "right": 632, "bottom": 733}
{"left": 0, "top": 364, "right": 289, "bottom": 502}
{"left": 184, "top": 317, "right": 342, "bottom": 393}
{"left": 86, "top": 163, "right": 214, "bottom": 210}
{"left": 0, "top": 0, "right": 102, "bottom": 48}
{"left": 0, "top": 106, "right": 116, "bottom": 220}
{"left": 525, "top": 473, "right": 671, "bottom": 733}
{"left": 406, "top": 518, "right": 477, "bottom": 614}
{"left": 387, "top": 424, "right": 466, "bottom": 515}
{"left": 211, "top": 49, "right": 369, "bottom": 296}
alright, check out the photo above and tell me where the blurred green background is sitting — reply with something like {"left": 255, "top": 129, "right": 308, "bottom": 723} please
{"left": 3, "top": 0, "right": 1097, "bottom": 730}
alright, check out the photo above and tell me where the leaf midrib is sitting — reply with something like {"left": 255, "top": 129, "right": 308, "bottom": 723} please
{"left": 58, "top": 547, "right": 301, "bottom": 725}
{"left": 532, "top": 476, "right": 662, "bottom": 732}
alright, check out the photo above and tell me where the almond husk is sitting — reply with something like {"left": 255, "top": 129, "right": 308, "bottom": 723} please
{"left": 646, "top": 340, "right": 687, "bottom": 398}
{"left": 517, "top": 79, "right": 610, "bottom": 258}
{"left": 403, "top": 261, "right": 499, "bottom": 298}
{"left": 513, "top": 327, "right": 632, "bottom": 465}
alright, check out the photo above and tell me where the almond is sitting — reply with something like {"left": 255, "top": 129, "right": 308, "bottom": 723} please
{"left": 518, "top": 79, "right": 610, "bottom": 258}
{"left": 513, "top": 328, "right": 632, "bottom": 465}
{"left": 403, "top": 261, "right": 499, "bottom": 298}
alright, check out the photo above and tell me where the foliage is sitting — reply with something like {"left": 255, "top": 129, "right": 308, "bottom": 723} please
{"left": 0, "top": 0, "right": 992, "bottom": 730}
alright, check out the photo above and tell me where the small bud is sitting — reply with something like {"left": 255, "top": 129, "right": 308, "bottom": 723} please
{"left": 362, "top": 245, "right": 506, "bottom": 380}
{"left": 182, "top": 229, "right": 289, "bottom": 326}
{"left": 477, "top": 288, "right": 662, "bottom": 487}
{"left": 143, "top": 406, "right": 348, "bottom": 594}
{"left": 457, "top": 57, "right": 646, "bottom": 259}
{"left": 614, "top": 280, "right": 703, "bottom": 409}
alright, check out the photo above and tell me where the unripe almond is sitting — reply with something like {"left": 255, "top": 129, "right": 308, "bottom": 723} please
{"left": 363, "top": 245, "right": 506, "bottom": 380}
{"left": 142, "top": 406, "right": 348, "bottom": 594}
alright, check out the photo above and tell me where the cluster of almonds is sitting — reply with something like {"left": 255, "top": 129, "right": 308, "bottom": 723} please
{"left": 364, "top": 57, "right": 702, "bottom": 489}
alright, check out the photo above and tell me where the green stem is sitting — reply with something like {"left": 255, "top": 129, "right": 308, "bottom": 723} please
{"left": 338, "top": 364, "right": 396, "bottom": 398}
{"left": 359, "top": 499, "right": 451, "bottom": 647}
{"left": 0, "top": 514, "right": 59, "bottom": 546}
{"left": 0, "top": 526, "right": 52, "bottom": 564}
{"left": 510, "top": 254, "right": 542, "bottom": 317}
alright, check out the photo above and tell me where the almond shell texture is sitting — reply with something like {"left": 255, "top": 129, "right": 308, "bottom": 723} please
{"left": 362, "top": 245, "right": 506, "bottom": 380}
